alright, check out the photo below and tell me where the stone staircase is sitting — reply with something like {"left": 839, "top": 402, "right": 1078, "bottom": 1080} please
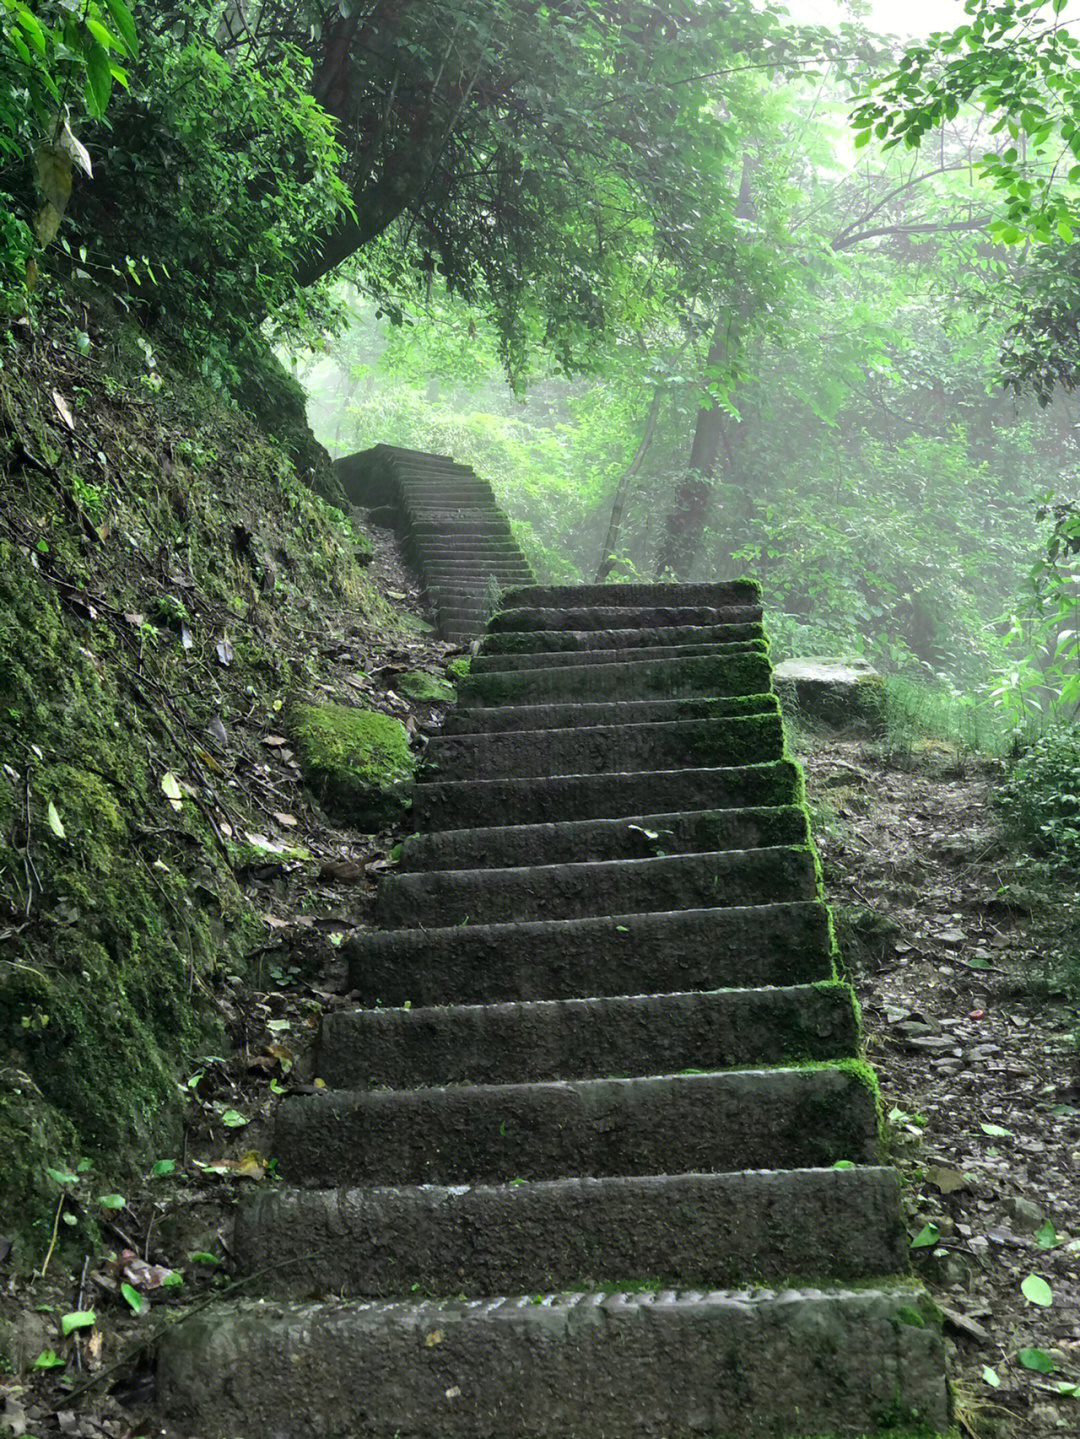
{"left": 156, "top": 581, "right": 949, "bottom": 1438}
{"left": 335, "top": 445, "right": 533, "bottom": 642}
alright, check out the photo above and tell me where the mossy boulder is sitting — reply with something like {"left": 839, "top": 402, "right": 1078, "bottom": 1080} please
{"left": 395, "top": 671, "right": 456, "bottom": 704}
{"left": 774, "top": 657, "right": 886, "bottom": 733}
{"left": 291, "top": 702, "right": 415, "bottom": 827}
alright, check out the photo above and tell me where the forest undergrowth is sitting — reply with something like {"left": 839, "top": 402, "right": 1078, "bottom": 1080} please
{"left": 794, "top": 716, "right": 1080, "bottom": 1439}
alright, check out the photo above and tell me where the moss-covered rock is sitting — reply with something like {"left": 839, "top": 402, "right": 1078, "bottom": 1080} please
{"left": 395, "top": 671, "right": 456, "bottom": 703}
{"left": 291, "top": 702, "right": 415, "bottom": 827}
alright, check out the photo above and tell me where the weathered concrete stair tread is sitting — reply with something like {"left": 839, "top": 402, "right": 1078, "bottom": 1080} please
{"left": 158, "top": 1288, "right": 947, "bottom": 1439}
{"left": 318, "top": 983, "right": 855, "bottom": 1089}
{"left": 412, "top": 759, "right": 803, "bottom": 830}
{"left": 459, "top": 651, "right": 772, "bottom": 703}
{"left": 503, "top": 580, "right": 762, "bottom": 608}
{"left": 275, "top": 1067, "right": 878, "bottom": 1186}
{"left": 376, "top": 846, "right": 817, "bottom": 928}
{"left": 349, "top": 901, "right": 833, "bottom": 1005}
{"left": 400, "top": 803, "right": 808, "bottom": 871}
{"left": 481, "top": 622, "right": 764, "bottom": 653}
{"left": 470, "top": 638, "right": 767, "bottom": 672}
{"left": 420, "top": 713, "right": 784, "bottom": 781}
{"left": 489, "top": 603, "right": 762, "bottom": 631}
{"left": 235, "top": 1166, "right": 907, "bottom": 1298}
{"left": 440, "top": 692, "right": 779, "bottom": 734}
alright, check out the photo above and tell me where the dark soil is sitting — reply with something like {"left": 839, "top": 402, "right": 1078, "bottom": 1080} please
{"left": 803, "top": 735, "right": 1080, "bottom": 1439}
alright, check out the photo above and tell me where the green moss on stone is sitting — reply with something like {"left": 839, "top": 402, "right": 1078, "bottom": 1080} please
{"left": 446, "top": 657, "right": 471, "bottom": 680}
{"left": 395, "top": 671, "right": 456, "bottom": 703}
{"left": 291, "top": 701, "right": 414, "bottom": 827}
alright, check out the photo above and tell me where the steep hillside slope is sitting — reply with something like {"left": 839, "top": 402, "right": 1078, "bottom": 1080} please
{"left": 0, "top": 310, "right": 438, "bottom": 1259}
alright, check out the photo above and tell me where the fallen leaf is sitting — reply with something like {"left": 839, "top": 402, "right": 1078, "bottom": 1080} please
{"left": 1021, "top": 1274, "right": 1053, "bottom": 1307}
{"left": 910, "top": 1223, "right": 940, "bottom": 1248}
{"left": 161, "top": 772, "right": 183, "bottom": 811}
{"left": 261, "top": 735, "right": 288, "bottom": 748}
{"left": 1018, "top": 1347, "right": 1055, "bottom": 1372}
{"left": 273, "top": 811, "right": 297, "bottom": 827}
{"left": 925, "top": 1165, "right": 968, "bottom": 1195}
{"left": 51, "top": 390, "right": 75, "bottom": 431}
{"left": 46, "top": 800, "right": 66, "bottom": 839}
{"left": 215, "top": 638, "right": 234, "bottom": 666}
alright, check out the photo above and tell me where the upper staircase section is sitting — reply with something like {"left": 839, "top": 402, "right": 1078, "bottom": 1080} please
{"left": 335, "top": 445, "right": 533, "bottom": 643}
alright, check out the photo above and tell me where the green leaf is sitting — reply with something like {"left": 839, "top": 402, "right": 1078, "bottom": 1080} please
{"left": 1036, "top": 1219, "right": 1058, "bottom": 1249}
{"left": 1021, "top": 1274, "right": 1053, "bottom": 1307}
{"left": 1018, "top": 1346, "right": 1055, "bottom": 1371}
{"left": 910, "top": 1223, "right": 940, "bottom": 1248}
{"left": 187, "top": 1251, "right": 221, "bottom": 1266}
{"left": 103, "top": 0, "right": 136, "bottom": 55}
{"left": 120, "top": 1283, "right": 147, "bottom": 1315}
{"left": 150, "top": 1158, "right": 176, "bottom": 1178}
{"left": 97, "top": 1193, "right": 126, "bottom": 1209}
{"left": 33, "top": 1349, "right": 67, "bottom": 1370}
{"left": 84, "top": 41, "right": 113, "bottom": 119}
{"left": 46, "top": 1166, "right": 78, "bottom": 1185}
{"left": 832, "top": 1160, "right": 855, "bottom": 1170}
{"left": 219, "top": 1108, "right": 248, "bottom": 1128}
{"left": 47, "top": 800, "right": 66, "bottom": 838}
{"left": 980, "top": 1123, "right": 1012, "bottom": 1138}
{"left": 60, "top": 1310, "right": 96, "bottom": 1335}
{"left": 161, "top": 1270, "right": 184, "bottom": 1288}
{"left": 161, "top": 771, "right": 183, "bottom": 810}
{"left": 84, "top": 15, "right": 123, "bottom": 51}
{"left": 982, "top": 1366, "right": 1000, "bottom": 1388}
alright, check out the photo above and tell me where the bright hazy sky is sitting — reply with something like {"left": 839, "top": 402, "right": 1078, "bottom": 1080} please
{"left": 782, "top": 0, "right": 973, "bottom": 40}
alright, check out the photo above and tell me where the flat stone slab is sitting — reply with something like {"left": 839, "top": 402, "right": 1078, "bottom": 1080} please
{"left": 234, "top": 1166, "right": 907, "bottom": 1298}
{"left": 273, "top": 1066, "right": 878, "bottom": 1187}
{"left": 411, "top": 758, "right": 802, "bottom": 830}
{"left": 773, "top": 656, "right": 886, "bottom": 731}
{"left": 459, "top": 651, "right": 772, "bottom": 704}
{"left": 348, "top": 900, "right": 835, "bottom": 1005}
{"left": 399, "top": 803, "right": 808, "bottom": 871}
{"left": 317, "top": 983, "right": 858, "bottom": 1090}
{"left": 157, "top": 1288, "right": 948, "bottom": 1438}
{"left": 375, "top": 845, "right": 818, "bottom": 928}
{"left": 420, "top": 713, "right": 784, "bottom": 782}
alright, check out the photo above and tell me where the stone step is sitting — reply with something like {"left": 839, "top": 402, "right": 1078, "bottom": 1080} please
{"left": 441, "top": 693, "right": 778, "bottom": 734}
{"left": 234, "top": 1166, "right": 906, "bottom": 1299}
{"left": 458, "top": 651, "right": 772, "bottom": 704}
{"left": 157, "top": 1287, "right": 947, "bottom": 1439}
{"left": 275, "top": 1066, "right": 879, "bottom": 1187}
{"left": 503, "top": 580, "right": 761, "bottom": 609}
{"left": 317, "top": 982, "right": 855, "bottom": 1089}
{"left": 347, "top": 899, "right": 832, "bottom": 1005}
{"left": 376, "top": 845, "right": 816, "bottom": 928}
{"left": 480, "top": 622, "right": 765, "bottom": 654}
{"left": 489, "top": 603, "right": 762, "bottom": 632}
{"left": 399, "top": 803, "right": 807, "bottom": 872}
{"left": 408, "top": 520, "right": 514, "bottom": 538}
{"left": 470, "top": 638, "right": 766, "bottom": 673}
{"left": 420, "top": 713, "right": 783, "bottom": 781}
{"left": 412, "top": 758, "right": 801, "bottom": 830}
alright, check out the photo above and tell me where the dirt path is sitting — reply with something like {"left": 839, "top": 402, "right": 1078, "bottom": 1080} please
{"left": 803, "top": 737, "right": 1080, "bottom": 1438}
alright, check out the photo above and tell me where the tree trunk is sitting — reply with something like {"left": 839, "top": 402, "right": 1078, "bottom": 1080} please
{"left": 653, "top": 156, "right": 756, "bottom": 582}
{"left": 594, "top": 386, "right": 662, "bottom": 582}
{"left": 652, "top": 317, "right": 733, "bottom": 580}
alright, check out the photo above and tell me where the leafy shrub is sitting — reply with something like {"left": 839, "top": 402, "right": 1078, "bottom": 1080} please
{"left": 999, "top": 726, "right": 1080, "bottom": 870}
{"left": 67, "top": 36, "right": 350, "bottom": 379}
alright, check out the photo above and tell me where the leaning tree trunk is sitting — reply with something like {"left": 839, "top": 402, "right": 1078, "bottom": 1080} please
{"left": 653, "top": 155, "right": 756, "bottom": 581}
{"left": 652, "top": 319, "right": 732, "bottom": 580}
{"left": 594, "top": 386, "right": 662, "bottom": 582}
